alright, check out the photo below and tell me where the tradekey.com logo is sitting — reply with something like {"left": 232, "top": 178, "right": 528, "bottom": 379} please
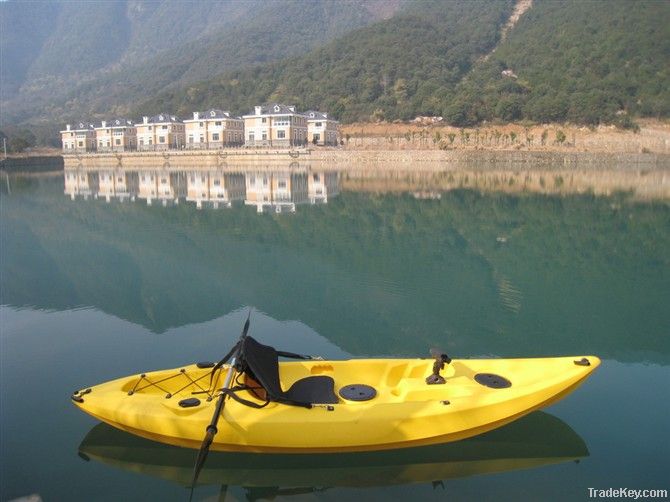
{"left": 588, "top": 488, "right": 668, "bottom": 499}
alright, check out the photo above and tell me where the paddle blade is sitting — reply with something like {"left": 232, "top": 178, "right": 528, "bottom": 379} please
{"left": 190, "top": 427, "right": 216, "bottom": 495}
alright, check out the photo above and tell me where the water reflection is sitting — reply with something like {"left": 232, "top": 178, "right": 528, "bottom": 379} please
{"left": 78, "top": 411, "right": 587, "bottom": 495}
{"left": 63, "top": 167, "right": 340, "bottom": 213}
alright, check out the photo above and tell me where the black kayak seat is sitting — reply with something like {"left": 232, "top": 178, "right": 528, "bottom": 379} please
{"left": 241, "top": 336, "right": 338, "bottom": 406}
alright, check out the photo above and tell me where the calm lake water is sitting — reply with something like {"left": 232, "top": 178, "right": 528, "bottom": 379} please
{"left": 1, "top": 170, "right": 669, "bottom": 501}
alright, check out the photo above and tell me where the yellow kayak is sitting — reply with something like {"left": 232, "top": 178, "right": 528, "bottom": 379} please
{"left": 72, "top": 335, "right": 599, "bottom": 453}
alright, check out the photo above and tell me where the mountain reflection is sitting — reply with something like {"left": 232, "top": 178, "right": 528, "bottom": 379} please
{"left": 3, "top": 174, "right": 668, "bottom": 363}
{"left": 64, "top": 166, "right": 340, "bottom": 213}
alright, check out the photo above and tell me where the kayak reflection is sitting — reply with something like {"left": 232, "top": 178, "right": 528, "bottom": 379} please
{"left": 78, "top": 411, "right": 588, "bottom": 491}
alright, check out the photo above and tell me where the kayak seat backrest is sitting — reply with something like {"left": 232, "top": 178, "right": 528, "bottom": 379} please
{"left": 241, "top": 336, "right": 338, "bottom": 406}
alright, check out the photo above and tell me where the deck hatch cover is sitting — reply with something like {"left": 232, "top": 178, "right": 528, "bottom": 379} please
{"left": 339, "top": 384, "right": 377, "bottom": 401}
{"left": 474, "top": 373, "right": 512, "bottom": 389}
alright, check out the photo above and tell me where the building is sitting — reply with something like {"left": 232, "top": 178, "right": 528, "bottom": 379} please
{"left": 244, "top": 171, "right": 308, "bottom": 213}
{"left": 61, "top": 122, "right": 96, "bottom": 153}
{"left": 305, "top": 111, "right": 339, "bottom": 146}
{"left": 242, "top": 104, "right": 307, "bottom": 148}
{"left": 186, "top": 171, "right": 246, "bottom": 208}
{"left": 95, "top": 119, "right": 137, "bottom": 152}
{"left": 136, "top": 114, "right": 185, "bottom": 151}
{"left": 183, "top": 110, "right": 244, "bottom": 149}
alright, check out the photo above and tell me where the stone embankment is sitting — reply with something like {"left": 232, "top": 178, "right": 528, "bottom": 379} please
{"left": 0, "top": 155, "right": 63, "bottom": 172}
{"left": 58, "top": 148, "right": 670, "bottom": 200}
{"left": 63, "top": 148, "right": 669, "bottom": 170}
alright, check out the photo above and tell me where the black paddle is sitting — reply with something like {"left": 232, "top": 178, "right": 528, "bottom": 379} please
{"left": 189, "top": 310, "right": 251, "bottom": 499}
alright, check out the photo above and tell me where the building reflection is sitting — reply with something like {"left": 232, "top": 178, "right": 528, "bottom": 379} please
{"left": 64, "top": 166, "right": 340, "bottom": 212}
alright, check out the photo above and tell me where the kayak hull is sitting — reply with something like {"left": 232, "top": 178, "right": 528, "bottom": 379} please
{"left": 72, "top": 355, "right": 599, "bottom": 453}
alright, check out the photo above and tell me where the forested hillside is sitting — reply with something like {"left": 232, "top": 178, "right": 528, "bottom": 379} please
{"left": 445, "top": 0, "right": 670, "bottom": 127}
{"left": 137, "top": 0, "right": 668, "bottom": 126}
{"left": 136, "top": 0, "right": 514, "bottom": 122}
{"left": 0, "top": 1, "right": 260, "bottom": 97}
{"left": 0, "top": 0, "right": 391, "bottom": 124}
{"left": 1, "top": 0, "right": 668, "bottom": 146}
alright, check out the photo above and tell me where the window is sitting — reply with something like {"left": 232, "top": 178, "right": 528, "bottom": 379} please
{"left": 313, "top": 174, "right": 320, "bottom": 182}
{"left": 161, "top": 178, "right": 167, "bottom": 184}
{"left": 263, "top": 177, "right": 268, "bottom": 186}
{"left": 249, "top": 133, "right": 255, "bottom": 141}
{"left": 278, "top": 180, "right": 286, "bottom": 189}
{"left": 188, "top": 135, "right": 194, "bottom": 143}
{"left": 117, "top": 177, "right": 123, "bottom": 182}
{"left": 149, "top": 139, "right": 153, "bottom": 145}
{"left": 262, "top": 132, "right": 267, "bottom": 140}
{"left": 162, "top": 125, "right": 168, "bottom": 130}
{"left": 148, "top": 126, "right": 153, "bottom": 131}
{"left": 115, "top": 139, "right": 121, "bottom": 145}
{"left": 213, "top": 179, "right": 220, "bottom": 186}
{"left": 212, "top": 133, "right": 219, "bottom": 141}
{"left": 315, "top": 122, "right": 322, "bottom": 127}
{"left": 275, "top": 116, "right": 290, "bottom": 126}
{"left": 199, "top": 122, "right": 204, "bottom": 127}
{"left": 277, "top": 130, "right": 285, "bottom": 139}
{"left": 261, "top": 118, "right": 267, "bottom": 123}
{"left": 215, "top": 121, "right": 221, "bottom": 126}
{"left": 159, "top": 136, "right": 165, "bottom": 143}
{"left": 78, "top": 141, "right": 83, "bottom": 147}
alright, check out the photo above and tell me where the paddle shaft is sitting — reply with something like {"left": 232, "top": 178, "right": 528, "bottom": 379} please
{"left": 206, "top": 357, "right": 238, "bottom": 436}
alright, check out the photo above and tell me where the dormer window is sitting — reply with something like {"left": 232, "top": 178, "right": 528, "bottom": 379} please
{"left": 159, "top": 115, "right": 164, "bottom": 121}
{"left": 274, "top": 105, "right": 280, "bottom": 112}
{"left": 310, "top": 112, "right": 315, "bottom": 118}
{"left": 210, "top": 111, "right": 216, "bottom": 117}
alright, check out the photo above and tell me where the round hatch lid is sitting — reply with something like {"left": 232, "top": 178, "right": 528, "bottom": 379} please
{"left": 339, "top": 384, "right": 377, "bottom": 401}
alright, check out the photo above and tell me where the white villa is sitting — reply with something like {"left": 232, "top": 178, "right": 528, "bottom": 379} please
{"left": 61, "top": 123, "right": 96, "bottom": 152}
{"left": 242, "top": 104, "right": 308, "bottom": 148}
{"left": 136, "top": 114, "right": 185, "bottom": 151}
{"left": 95, "top": 119, "right": 137, "bottom": 152}
{"left": 61, "top": 104, "right": 339, "bottom": 152}
{"left": 305, "top": 111, "right": 339, "bottom": 146}
{"left": 183, "top": 110, "right": 244, "bottom": 149}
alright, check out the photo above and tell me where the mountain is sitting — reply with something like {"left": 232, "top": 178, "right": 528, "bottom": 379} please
{"left": 0, "top": 0, "right": 395, "bottom": 124}
{"left": 1, "top": 0, "right": 668, "bottom": 142}
{"left": 0, "top": 1, "right": 258, "bottom": 98}
{"left": 136, "top": 0, "right": 515, "bottom": 122}
{"left": 445, "top": 0, "right": 670, "bottom": 126}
